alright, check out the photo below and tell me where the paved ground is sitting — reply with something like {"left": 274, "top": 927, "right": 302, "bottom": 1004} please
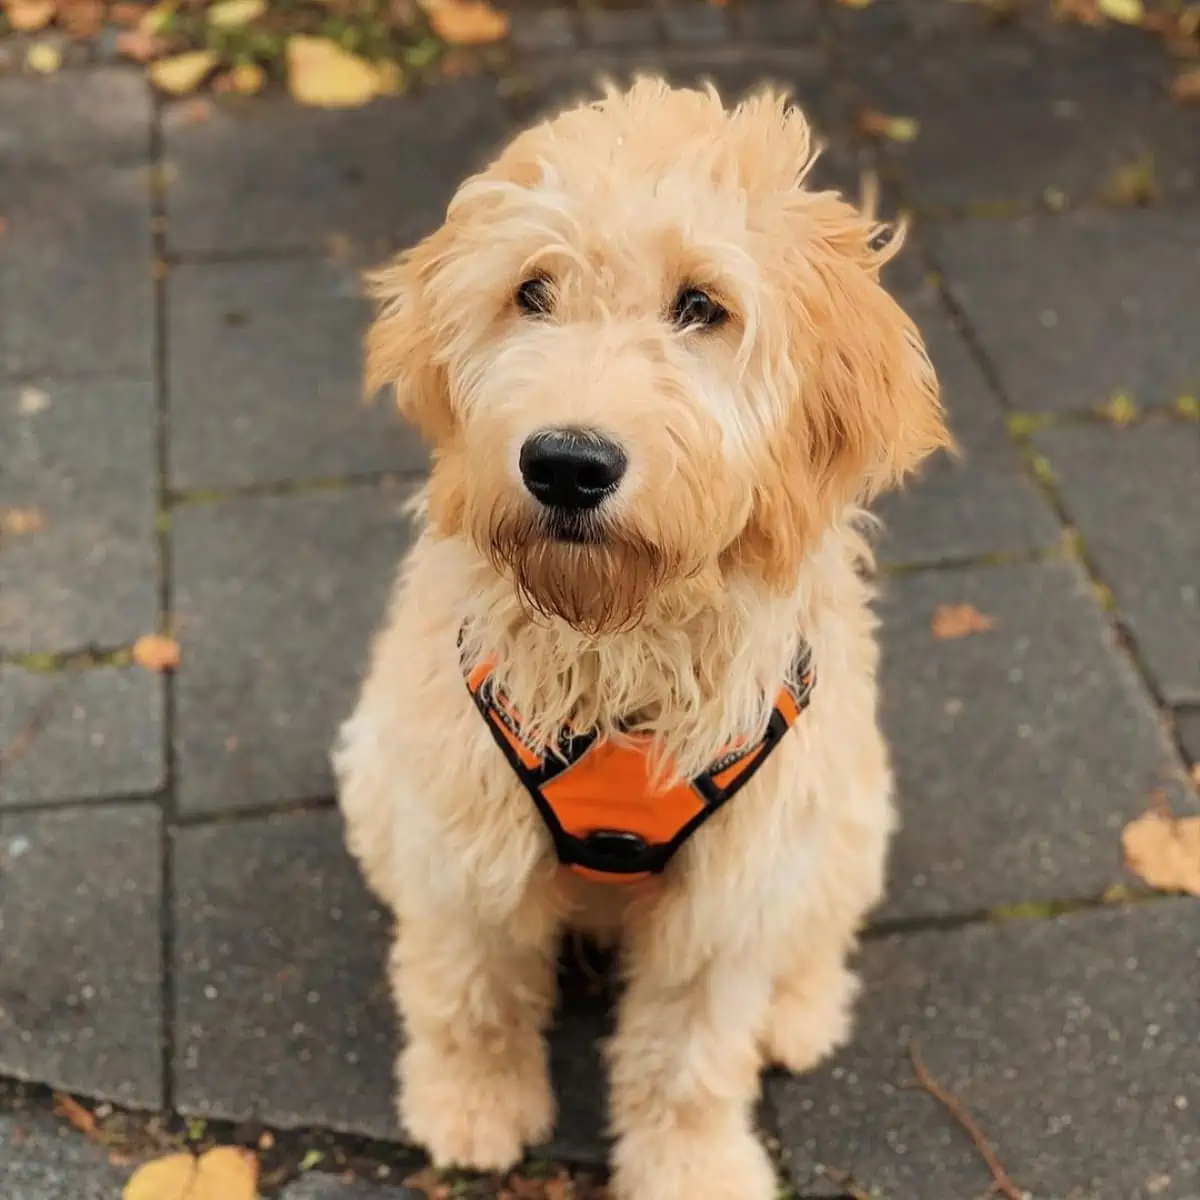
{"left": 2, "top": 3, "right": 1199, "bottom": 1198}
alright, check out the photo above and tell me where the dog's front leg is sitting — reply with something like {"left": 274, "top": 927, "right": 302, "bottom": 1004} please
{"left": 392, "top": 896, "right": 560, "bottom": 1172}
{"left": 607, "top": 917, "right": 779, "bottom": 1200}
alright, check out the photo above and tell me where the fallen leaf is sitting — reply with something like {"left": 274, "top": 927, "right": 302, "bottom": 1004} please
{"left": 26, "top": 41, "right": 63, "bottom": 73}
{"left": 838, "top": 0, "right": 873, "bottom": 7}
{"left": 207, "top": 0, "right": 265, "bottom": 27}
{"left": 109, "top": 2, "right": 146, "bottom": 25}
{"left": 149, "top": 50, "right": 217, "bottom": 95}
{"left": 286, "top": 35, "right": 381, "bottom": 108}
{"left": 5, "top": 0, "right": 56, "bottom": 33}
{"left": 59, "top": 0, "right": 104, "bottom": 38}
{"left": 0, "top": 507, "right": 45, "bottom": 537}
{"left": 1098, "top": 0, "right": 1144, "bottom": 22}
{"left": 123, "top": 1147, "right": 258, "bottom": 1200}
{"left": 138, "top": 0, "right": 174, "bottom": 33}
{"left": 1171, "top": 66, "right": 1200, "bottom": 103}
{"left": 1122, "top": 811, "right": 1200, "bottom": 896}
{"left": 1103, "top": 158, "right": 1158, "bottom": 207}
{"left": 859, "top": 108, "right": 920, "bottom": 143}
{"left": 931, "top": 603, "right": 996, "bottom": 640}
{"left": 18, "top": 386, "right": 50, "bottom": 415}
{"left": 116, "top": 27, "right": 166, "bottom": 61}
{"left": 228, "top": 60, "right": 266, "bottom": 94}
{"left": 53, "top": 1094, "right": 97, "bottom": 1140}
{"left": 424, "top": 0, "right": 508, "bottom": 45}
{"left": 1100, "top": 390, "right": 1138, "bottom": 425}
{"left": 132, "top": 633, "right": 181, "bottom": 673}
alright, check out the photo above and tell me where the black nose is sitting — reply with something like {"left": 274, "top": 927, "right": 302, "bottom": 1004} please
{"left": 519, "top": 428, "right": 627, "bottom": 511}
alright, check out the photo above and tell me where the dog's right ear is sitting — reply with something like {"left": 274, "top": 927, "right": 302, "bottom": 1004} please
{"left": 364, "top": 241, "right": 455, "bottom": 444}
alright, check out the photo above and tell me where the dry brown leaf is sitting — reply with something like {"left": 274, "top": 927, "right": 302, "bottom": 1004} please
{"left": 931, "top": 603, "right": 996, "bottom": 640}
{"left": 1171, "top": 66, "right": 1200, "bottom": 104}
{"left": 116, "top": 27, "right": 166, "bottom": 61}
{"left": 59, "top": 0, "right": 104, "bottom": 38}
{"left": 6, "top": 0, "right": 56, "bottom": 32}
{"left": 207, "top": 0, "right": 265, "bottom": 27}
{"left": 133, "top": 633, "right": 181, "bottom": 673}
{"left": 123, "top": 1147, "right": 258, "bottom": 1200}
{"left": 1122, "top": 811, "right": 1200, "bottom": 896}
{"left": 859, "top": 108, "right": 920, "bottom": 143}
{"left": 53, "top": 1093, "right": 98, "bottom": 1139}
{"left": 287, "top": 35, "right": 381, "bottom": 107}
{"left": 26, "top": 41, "right": 63, "bottom": 73}
{"left": 425, "top": 0, "right": 508, "bottom": 45}
{"left": 149, "top": 50, "right": 217, "bottom": 95}
{"left": 0, "top": 507, "right": 45, "bottom": 536}
{"left": 109, "top": 1, "right": 145, "bottom": 24}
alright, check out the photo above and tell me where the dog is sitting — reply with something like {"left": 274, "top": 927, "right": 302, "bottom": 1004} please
{"left": 334, "top": 76, "right": 948, "bottom": 1200}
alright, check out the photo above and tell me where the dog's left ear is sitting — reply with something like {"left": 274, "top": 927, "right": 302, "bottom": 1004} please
{"left": 732, "top": 198, "right": 951, "bottom": 587}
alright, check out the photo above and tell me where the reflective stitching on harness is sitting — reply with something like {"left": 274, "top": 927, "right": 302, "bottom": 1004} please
{"left": 462, "top": 634, "right": 815, "bottom": 882}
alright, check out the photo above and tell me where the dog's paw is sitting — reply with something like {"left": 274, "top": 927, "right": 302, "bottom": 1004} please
{"left": 762, "top": 959, "right": 859, "bottom": 1075}
{"left": 612, "top": 1125, "right": 776, "bottom": 1200}
{"left": 399, "top": 1041, "right": 554, "bottom": 1172}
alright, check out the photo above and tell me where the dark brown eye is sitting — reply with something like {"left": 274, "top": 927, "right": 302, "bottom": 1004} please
{"left": 670, "top": 286, "right": 728, "bottom": 330}
{"left": 515, "top": 275, "right": 553, "bottom": 317}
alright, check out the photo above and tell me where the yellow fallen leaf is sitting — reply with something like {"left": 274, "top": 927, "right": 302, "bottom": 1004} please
{"left": 229, "top": 61, "right": 266, "bottom": 94}
{"left": 287, "top": 35, "right": 381, "bottom": 108}
{"left": 1098, "top": 0, "right": 1144, "bottom": 22}
{"left": 425, "top": 0, "right": 508, "bottom": 45}
{"left": 859, "top": 108, "right": 920, "bottom": 143}
{"left": 149, "top": 50, "right": 217, "bottom": 95}
{"left": 930, "top": 603, "right": 996, "bottom": 640}
{"left": 1171, "top": 67, "right": 1200, "bottom": 105}
{"left": 0, "top": 507, "right": 45, "bottom": 537}
{"left": 208, "top": 0, "right": 265, "bottom": 27}
{"left": 138, "top": 0, "right": 174, "bottom": 33}
{"left": 837, "top": 0, "right": 873, "bottom": 7}
{"left": 116, "top": 27, "right": 166, "bottom": 62}
{"left": 1122, "top": 811, "right": 1200, "bottom": 896}
{"left": 124, "top": 1146, "right": 257, "bottom": 1200}
{"left": 26, "top": 41, "right": 63, "bottom": 73}
{"left": 132, "top": 633, "right": 181, "bottom": 673}
{"left": 1100, "top": 391, "right": 1138, "bottom": 425}
{"left": 6, "top": 0, "right": 56, "bottom": 32}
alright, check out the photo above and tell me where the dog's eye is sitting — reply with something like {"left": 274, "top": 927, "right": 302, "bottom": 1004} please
{"left": 670, "top": 287, "right": 728, "bottom": 331}
{"left": 515, "top": 276, "right": 554, "bottom": 317}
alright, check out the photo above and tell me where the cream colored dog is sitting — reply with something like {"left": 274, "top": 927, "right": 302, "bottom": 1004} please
{"left": 334, "top": 77, "right": 948, "bottom": 1200}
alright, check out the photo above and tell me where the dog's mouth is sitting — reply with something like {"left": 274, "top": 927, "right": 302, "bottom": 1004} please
{"left": 543, "top": 508, "right": 605, "bottom": 546}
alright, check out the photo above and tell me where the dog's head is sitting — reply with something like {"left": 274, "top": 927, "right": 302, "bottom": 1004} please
{"left": 367, "top": 78, "right": 949, "bottom": 634}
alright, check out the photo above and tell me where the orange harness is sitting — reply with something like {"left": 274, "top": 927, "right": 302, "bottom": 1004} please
{"left": 463, "top": 641, "right": 815, "bottom": 884}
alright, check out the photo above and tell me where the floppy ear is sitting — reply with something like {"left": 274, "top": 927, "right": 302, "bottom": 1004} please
{"left": 364, "top": 235, "right": 455, "bottom": 445}
{"left": 732, "top": 203, "right": 951, "bottom": 588}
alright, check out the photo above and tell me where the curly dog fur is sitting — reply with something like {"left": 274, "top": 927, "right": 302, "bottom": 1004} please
{"left": 334, "top": 76, "right": 948, "bottom": 1200}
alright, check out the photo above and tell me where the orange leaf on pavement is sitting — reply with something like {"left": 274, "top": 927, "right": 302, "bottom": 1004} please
{"left": 930, "top": 604, "right": 996, "bottom": 640}
{"left": 425, "top": 0, "right": 508, "bottom": 45}
{"left": 5, "top": 0, "right": 56, "bottom": 32}
{"left": 1122, "top": 810, "right": 1200, "bottom": 896}
{"left": 123, "top": 1147, "right": 258, "bottom": 1200}
{"left": 133, "top": 633, "right": 181, "bottom": 673}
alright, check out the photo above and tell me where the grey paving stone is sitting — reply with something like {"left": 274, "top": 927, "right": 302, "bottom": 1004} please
{"left": 1176, "top": 709, "right": 1200, "bottom": 768}
{"left": 163, "top": 82, "right": 512, "bottom": 256}
{"left": 844, "top": 22, "right": 1199, "bottom": 211}
{"left": 1, "top": 1110, "right": 133, "bottom": 1200}
{"left": 172, "top": 810, "right": 398, "bottom": 1136}
{"left": 168, "top": 259, "right": 426, "bottom": 492}
{"left": 172, "top": 488, "right": 410, "bottom": 815}
{"left": 1034, "top": 421, "right": 1200, "bottom": 706}
{"left": 581, "top": 7, "right": 658, "bottom": 48}
{"left": 936, "top": 211, "right": 1200, "bottom": 415}
{"left": 877, "top": 559, "right": 1193, "bottom": 922}
{"left": 769, "top": 901, "right": 1200, "bottom": 1200}
{"left": 735, "top": 1, "right": 827, "bottom": 43}
{"left": 0, "top": 667, "right": 164, "bottom": 808}
{"left": 0, "top": 380, "right": 159, "bottom": 656}
{"left": 281, "top": 1176, "right": 423, "bottom": 1199}
{"left": 0, "top": 70, "right": 154, "bottom": 378}
{"left": 661, "top": 4, "right": 729, "bottom": 45}
{"left": 502, "top": 49, "right": 871, "bottom": 202}
{"left": 0, "top": 805, "right": 163, "bottom": 1108}
{"left": 873, "top": 270, "right": 1060, "bottom": 566}
{"left": 509, "top": 8, "right": 578, "bottom": 51}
